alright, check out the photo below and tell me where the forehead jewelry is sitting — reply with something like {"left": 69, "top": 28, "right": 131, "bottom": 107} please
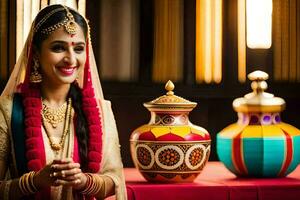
{"left": 63, "top": 5, "right": 77, "bottom": 35}
{"left": 34, "top": 7, "right": 65, "bottom": 33}
{"left": 36, "top": 6, "right": 77, "bottom": 35}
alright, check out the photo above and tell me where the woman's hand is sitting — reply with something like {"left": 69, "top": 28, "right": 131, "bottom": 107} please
{"left": 34, "top": 158, "right": 87, "bottom": 190}
{"left": 48, "top": 158, "right": 87, "bottom": 190}
{"left": 33, "top": 162, "right": 59, "bottom": 189}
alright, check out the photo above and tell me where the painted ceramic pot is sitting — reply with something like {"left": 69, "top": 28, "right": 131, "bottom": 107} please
{"left": 217, "top": 71, "right": 300, "bottom": 177}
{"left": 130, "top": 81, "right": 211, "bottom": 182}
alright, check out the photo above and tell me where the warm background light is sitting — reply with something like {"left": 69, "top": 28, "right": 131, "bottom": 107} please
{"left": 196, "top": 0, "right": 222, "bottom": 83}
{"left": 246, "top": 0, "right": 272, "bottom": 49}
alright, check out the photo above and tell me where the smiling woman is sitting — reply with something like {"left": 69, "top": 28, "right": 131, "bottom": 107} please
{"left": 0, "top": 4, "right": 127, "bottom": 200}
{"left": 38, "top": 26, "right": 86, "bottom": 86}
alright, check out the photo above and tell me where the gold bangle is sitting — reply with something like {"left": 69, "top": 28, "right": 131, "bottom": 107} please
{"left": 18, "top": 172, "right": 38, "bottom": 195}
{"left": 99, "top": 175, "right": 106, "bottom": 199}
{"left": 80, "top": 173, "right": 93, "bottom": 194}
{"left": 80, "top": 173, "right": 104, "bottom": 196}
{"left": 21, "top": 173, "right": 29, "bottom": 195}
{"left": 18, "top": 175, "right": 26, "bottom": 195}
{"left": 29, "top": 171, "right": 38, "bottom": 192}
{"left": 25, "top": 173, "right": 34, "bottom": 194}
{"left": 90, "top": 174, "right": 102, "bottom": 195}
{"left": 88, "top": 174, "right": 98, "bottom": 195}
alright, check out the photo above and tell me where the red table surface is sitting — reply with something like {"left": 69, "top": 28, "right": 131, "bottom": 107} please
{"left": 124, "top": 162, "right": 300, "bottom": 200}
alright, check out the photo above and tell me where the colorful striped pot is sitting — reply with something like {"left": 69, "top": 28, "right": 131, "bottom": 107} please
{"left": 217, "top": 71, "right": 300, "bottom": 177}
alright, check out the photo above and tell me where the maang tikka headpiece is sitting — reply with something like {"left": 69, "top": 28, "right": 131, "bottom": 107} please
{"left": 34, "top": 5, "right": 77, "bottom": 35}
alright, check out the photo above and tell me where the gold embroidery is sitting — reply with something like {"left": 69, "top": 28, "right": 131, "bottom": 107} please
{"left": 4, "top": 180, "right": 12, "bottom": 200}
{"left": 0, "top": 96, "right": 11, "bottom": 161}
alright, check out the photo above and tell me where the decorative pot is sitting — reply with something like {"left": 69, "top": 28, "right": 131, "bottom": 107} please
{"left": 130, "top": 81, "right": 211, "bottom": 182}
{"left": 217, "top": 71, "right": 300, "bottom": 177}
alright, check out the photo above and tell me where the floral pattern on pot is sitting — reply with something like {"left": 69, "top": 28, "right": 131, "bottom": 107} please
{"left": 131, "top": 141, "right": 211, "bottom": 182}
{"left": 130, "top": 81, "right": 211, "bottom": 182}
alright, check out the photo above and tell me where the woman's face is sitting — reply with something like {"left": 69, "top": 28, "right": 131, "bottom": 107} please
{"left": 38, "top": 23, "right": 86, "bottom": 86}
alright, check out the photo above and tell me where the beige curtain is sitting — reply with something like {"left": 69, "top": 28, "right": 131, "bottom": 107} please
{"left": 273, "top": 0, "right": 300, "bottom": 82}
{"left": 152, "top": 0, "right": 183, "bottom": 83}
{"left": 237, "top": 0, "right": 246, "bottom": 82}
{"left": 16, "top": 0, "right": 86, "bottom": 60}
{"left": 0, "top": 0, "right": 9, "bottom": 80}
{"left": 99, "top": 0, "right": 139, "bottom": 81}
{"left": 195, "top": 0, "right": 222, "bottom": 83}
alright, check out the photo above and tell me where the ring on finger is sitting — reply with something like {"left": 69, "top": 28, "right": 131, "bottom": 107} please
{"left": 51, "top": 164, "right": 57, "bottom": 170}
{"left": 61, "top": 170, "right": 66, "bottom": 178}
{"left": 50, "top": 172, "right": 56, "bottom": 177}
{"left": 52, "top": 172, "right": 58, "bottom": 177}
{"left": 74, "top": 179, "right": 81, "bottom": 184}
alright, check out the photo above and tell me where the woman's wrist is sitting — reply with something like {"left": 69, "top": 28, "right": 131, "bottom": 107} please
{"left": 33, "top": 170, "right": 44, "bottom": 190}
{"left": 78, "top": 173, "right": 105, "bottom": 196}
{"left": 74, "top": 173, "right": 88, "bottom": 191}
{"left": 19, "top": 171, "right": 39, "bottom": 195}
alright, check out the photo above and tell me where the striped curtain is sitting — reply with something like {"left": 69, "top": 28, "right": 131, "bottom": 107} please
{"left": 195, "top": 0, "right": 222, "bottom": 84}
{"left": 99, "top": 0, "right": 139, "bottom": 81}
{"left": 16, "top": 0, "right": 86, "bottom": 60}
{"left": 0, "top": 0, "right": 9, "bottom": 81}
{"left": 152, "top": 0, "right": 183, "bottom": 83}
{"left": 237, "top": 0, "right": 246, "bottom": 82}
{"left": 273, "top": 0, "right": 300, "bottom": 82}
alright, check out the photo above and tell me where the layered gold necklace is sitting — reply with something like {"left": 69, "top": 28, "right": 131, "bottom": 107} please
{"left": 42, "top": 100, "right": 67, "bottom": 128}
{"left": 42, "top": 98, "right": 72, "bottom": 154}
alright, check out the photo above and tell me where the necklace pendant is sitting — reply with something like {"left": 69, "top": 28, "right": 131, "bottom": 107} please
{"left": 42, "top": 101, "right": 67, "bottom": 128}
{"left": 52, "top": 123, "right": 58, "bottom": 128}
{"left": 42, "top": 98, "right": 72, "bottom": 155}
{"left": 51, "top": 143, "right": 62, "bottom": 151}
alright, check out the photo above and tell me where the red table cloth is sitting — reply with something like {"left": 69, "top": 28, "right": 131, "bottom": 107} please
{"left": 125, "top": 162, "right": 300, "bottom": 200}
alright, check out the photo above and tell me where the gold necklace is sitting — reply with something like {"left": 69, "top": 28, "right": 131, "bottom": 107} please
{"left": 42, "top": 100, "right": 67, "bottom": 128}
{"left": 42, "top": 98, "right": 72, "bottom": 154}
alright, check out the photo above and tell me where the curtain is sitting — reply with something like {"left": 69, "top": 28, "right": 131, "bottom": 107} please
{"left": 16, "top": 0, "right": 86, "bottom": 60}
{"left": 98, "top": 0, "right": 139, "bottom": 81}
{"left": 0, "top": 0, "right": 9, "bottom": 81}
{"left": 237, "top": 0, "right": 246, "bottom": 82}
{"left": 152, "top": 0, "right": 183, "bottom": 83}
{"left": 273, "top": 0, "right": 300, "bottom": 82}
{"left": 195, "top": 0, "right": 222, "bottom": 83}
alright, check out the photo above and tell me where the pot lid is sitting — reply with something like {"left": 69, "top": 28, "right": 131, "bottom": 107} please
{"left": 144, "top": 80, "right": 197, "bottom": 110}
{"left": 233, "top": 70, "right": 285, "bottom": 113}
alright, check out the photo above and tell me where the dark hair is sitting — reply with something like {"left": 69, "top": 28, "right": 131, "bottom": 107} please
{"left": 32, "top": 5, "right": 89, "bottom": 170}
{"left": 32, "top": 4, "right": 88, "bottom": 50}
{"left": 68, "top": 83, "right": 89, "bottom": 171}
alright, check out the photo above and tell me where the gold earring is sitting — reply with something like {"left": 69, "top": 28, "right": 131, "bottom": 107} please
{"left": 30, "top": 58, "right": 42, "bottom": 83}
